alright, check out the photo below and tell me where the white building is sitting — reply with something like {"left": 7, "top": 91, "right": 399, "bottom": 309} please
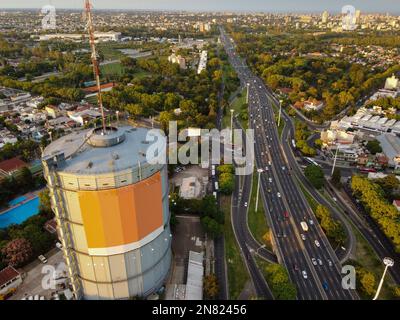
{"left": 179, "top": 177, "right": 202, "bottom": 199}
{"left": 385, "top": 74, "right": 399, "bottom": 91}
{"left": 376, "top": 133, "right": 400, "bottom": 168}
{"left": 322, "top": 11, "right": 329, "bottom": 24}
{"left": 168, "top": 53, "right": 186, "bottom": 70}
{"left": 38, "top": 31, "right": 121, "bottom": 42}
{"left": 185, "top": 251, "right": 203, "bottom": 300}
{"left": 197, "top": 50, "right": 208, "bottom": 74}
{"left": 304, "top": 100, "right": 324, "bottom": 111}
{"left": 68, "top": 109, "right": 102, "bottom": 126}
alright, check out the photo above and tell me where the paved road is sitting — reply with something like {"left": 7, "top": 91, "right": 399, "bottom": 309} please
{"left": 220, "top": 27, "right": 358, "bottom": 300}
{"left": 278, "top": 109, "right": 356, "bottom": 264}
{"left": 213, "top": 51, "right": 228, "bottom": 300}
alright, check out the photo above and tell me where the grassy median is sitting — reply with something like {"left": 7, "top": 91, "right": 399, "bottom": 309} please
{"left": 220, "top": 195, "right": 250, "bottom": 299}
{"left": 223, "top": 87, "right": 248, "bottom": 129}
{"left": 247, "top": 170, "right": 272, "bottom": 251}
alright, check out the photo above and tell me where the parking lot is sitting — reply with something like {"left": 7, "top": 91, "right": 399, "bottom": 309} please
{"left": 10, "top": 248, "right": 66, "bottom": 300}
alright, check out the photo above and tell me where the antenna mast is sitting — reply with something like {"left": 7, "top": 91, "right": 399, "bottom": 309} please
{"left": 84, "top": 0, "right": 107, "bottom": 134}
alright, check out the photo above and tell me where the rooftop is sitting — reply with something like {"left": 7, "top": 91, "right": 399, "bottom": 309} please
{"left": 42, "top": 126, "right": 165, "bottom": 175}
{"left": 0, "top": 266, "right": 20, "bottom": 287}
{"left": 0, "top": 157, "right": 27, "bottom": 174}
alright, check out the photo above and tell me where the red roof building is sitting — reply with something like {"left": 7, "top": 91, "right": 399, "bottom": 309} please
{"left": 83, "top": 82, "right": 115, "bottom": 94}
{"left": 0, "top": 157, "right": 28, "bottom": 178}
{"left": 0, "top": 266, "right": 22, "bottom": 296}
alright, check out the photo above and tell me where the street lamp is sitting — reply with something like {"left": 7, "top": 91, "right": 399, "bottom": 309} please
{"left": 373, "top": 257, "right": 394, "bottom": 300}
{"left": 246, "top": 83, "right": 250, "bottom": 104}
{"left": 331, "top": 144, "right": 340, "bottom": 177}
{"left": 256, "top": 244, "right": 266, "bottom": 255}
{"left": 255, "top": 168, "right": 264, "bottom": 212}
{"left": 230, "top": 109, "right": 234, "bottom": 143}
{"left": 116, "top": 110, "right": 119, "bottom": 125}
{"left": 278, "top": 99, "right": 283, "bottom": 127}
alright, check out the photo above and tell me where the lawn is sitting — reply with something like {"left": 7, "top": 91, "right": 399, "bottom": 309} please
{"left": 350, "top": 226, "right": 396, "bottom": 300}
{"left": 100, "top": 62, "right": 125, "bottom": 77}
{"left": 97, "top": 44, "right": 126, "bottom": 60}
{"left": 247, "top": 169, "right": 272, "bottom": 251}
{"left": 220, "top": 195, "right": 250, "bottom": 299}
{"left": 222, "top": 87, "right": 248, "bottom": 129}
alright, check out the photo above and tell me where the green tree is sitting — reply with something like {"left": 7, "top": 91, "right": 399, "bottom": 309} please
{"left": 366, "top": 140, "right": 382, "bottom": 155}
{"left": 357, "top": 268, "right": 376, "bottom": 297}
{"left": 265, "top": 264, "right": 297, "bottom": 300}
{"left": 204, "top": 274, "right": 219, "bottom": 299}
{"left": 1, "top": 238, "right": 32, "bottom": 267}
{"left": 304, "top": 165, "right": 324, "bottom": 189}
{"left": 201, "top": 216, "right": 223, "bottom": 238}
{"left": 331, "top": 168, "right": 342, "bottom": 188}
{"left": 38, "top": 189, "right": 51, "bottom": 214}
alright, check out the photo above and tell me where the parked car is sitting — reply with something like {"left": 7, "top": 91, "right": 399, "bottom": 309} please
{"left": 56, "top": 242, "right": 63, "bottom": 249}
{"left": 314, "top": 240, "right": 321, "bottom": 248}
{"left": 38, "top": 255, "right": 47, "bottom": 264}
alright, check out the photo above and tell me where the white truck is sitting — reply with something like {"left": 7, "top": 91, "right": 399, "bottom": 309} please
{"left": 300, "top": 221, "right": 309, "bottom": 232}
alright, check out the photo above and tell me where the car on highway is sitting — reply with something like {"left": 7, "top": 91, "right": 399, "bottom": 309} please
{"left": 244, "top": 202, "right": 248, "bottom": 207}
{"left": 284, "top": 211, "right": 289, "bottom": 219}
{"left": 268, "top": 161, "right": 272, "bottom": 166}
{"left": 56, "top": 242, "right": 63, "bottom": 249}
{"left": 277, "top": 192, "right": 281, "bottom": 198}
{"left": 314, "top": 240, "right": 321, "bottom": 248}
{"left": 322, "top": 282, "right": 329, "bottom": 291}
{"left": 268, "top": 177, "right": 272, "bottom": 183}
{"left": 293, "top": 264, "right": 299, "bottom": 271}
{"left": 282, "top": 166, "right": 285, "bottom": 170}
{"left": 302, "top": 271, "right": 308, "bottom": 279}
{"left": 328, "top": 260, "right": 333, "bottom": 267}
{"left": 300, "top": 234, "right": 306, "bottom": 241}
{"left": 311, "top": 258, "right": 317, "bottom": 266}
{"left": 309, "top": 219, "right": 314, "bottom": 225}
{"left": 318, "top": 258, "right": 323, "bottom": 266}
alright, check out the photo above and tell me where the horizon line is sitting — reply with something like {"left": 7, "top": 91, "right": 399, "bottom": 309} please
{"left": 0, "top": 8, "right": 399, "bottom": 15}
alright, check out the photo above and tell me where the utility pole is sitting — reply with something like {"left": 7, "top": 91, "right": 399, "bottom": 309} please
{"left": 84, "top": 0, "right": 106, "bottom": 134}
{"left": 373, "top": 257, "right": 394, "bottom": 300}
{"left": 278, "top": 99, "right": 283, "bottom": 127}
{"left": 255, "top": 168, "right": 264, "bottom": 212}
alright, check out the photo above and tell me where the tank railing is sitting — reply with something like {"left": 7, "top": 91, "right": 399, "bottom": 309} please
{"left": 47, "top": 168, "right": 83, "bottom": 300}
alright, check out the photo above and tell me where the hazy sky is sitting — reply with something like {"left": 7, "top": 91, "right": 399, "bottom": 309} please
{"left": 0, "top": 0, "right": 399, "bottom": 13}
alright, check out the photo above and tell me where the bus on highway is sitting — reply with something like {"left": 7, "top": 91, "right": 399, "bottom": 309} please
{"left": 300, "top": 221, "right": 309, "bottom": 232}
{"left": 304, "top": 157, "right": 321, "bottom": 167}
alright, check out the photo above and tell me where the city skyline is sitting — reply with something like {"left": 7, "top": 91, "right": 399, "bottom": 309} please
{"left": 1, "top": 0, "right": 400, "bottom": 13}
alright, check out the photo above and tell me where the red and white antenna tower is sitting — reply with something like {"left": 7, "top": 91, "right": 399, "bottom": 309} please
{"left": 84, "top": 0, "right": 107, "bottom": 134}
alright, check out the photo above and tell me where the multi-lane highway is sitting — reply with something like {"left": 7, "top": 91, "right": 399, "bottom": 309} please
{"left": 220, "top": 27, "right": 358, "bottom": 300}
